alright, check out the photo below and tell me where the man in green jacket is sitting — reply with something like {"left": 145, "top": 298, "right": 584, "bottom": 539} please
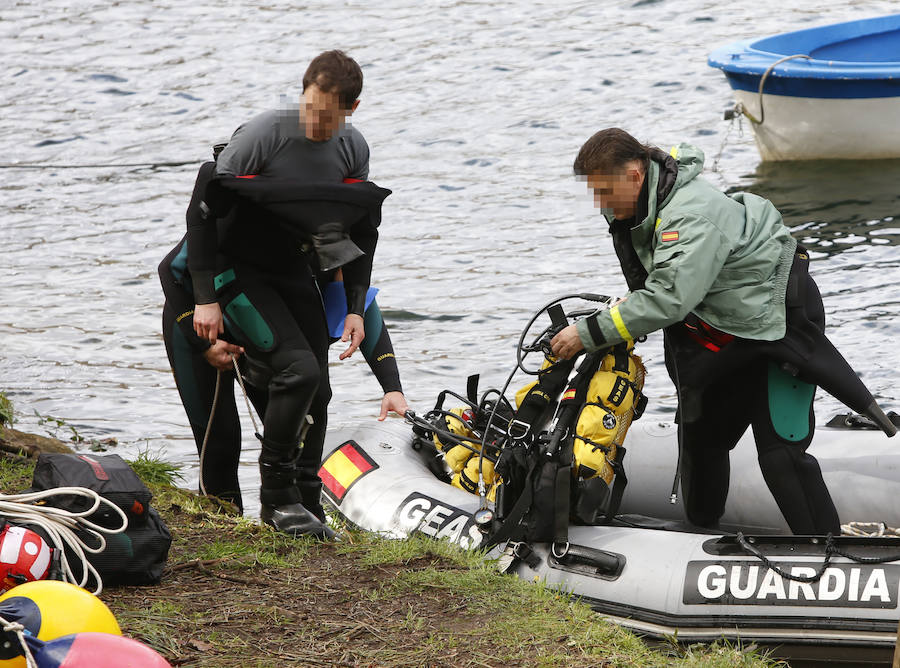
{"left": 551, "top": 127, "right": 892, "bottom": 535}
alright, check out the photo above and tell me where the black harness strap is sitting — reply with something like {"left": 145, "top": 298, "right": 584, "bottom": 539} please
{"left": 603, "top": 446, "right": 629, "bottom": 523}
{"left": 485, "top": 352, "right": 607, "bottom": 551}
{"left": 466, "top": 374, "right": 480, "bottom": 405}
{"left": 481, "top": 458, "right": 538, "bottom": 551}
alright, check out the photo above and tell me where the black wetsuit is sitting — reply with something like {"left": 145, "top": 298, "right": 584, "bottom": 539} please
{"left": 160, "top": 232, "right": 401, "bottom": 514}
{"left": 611, "top": 152, "right": 840, "bottom": 535}
{"left": 164, "top": 144, "right": 395, "bottom": 518}
{"left": 662, "top": 278, "right": 840, "bottom": 535}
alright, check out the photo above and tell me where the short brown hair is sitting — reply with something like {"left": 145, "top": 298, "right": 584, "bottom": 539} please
{"left": 302, "top": 50, "right": 363, "bottom": 109}
{"left": 574, "top": 128, "right": 652, "bottom": 176}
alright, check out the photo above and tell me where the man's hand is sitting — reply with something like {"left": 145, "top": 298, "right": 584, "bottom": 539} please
{"left": 550, "top": 324, "right": 585, "bottom": 360}
{"left": 339, "top": 313, "right": 364, "bottom": 360}
{"left": 194, "top": 302, "right": 224, "bottom": 343}
{"left": 202, "top": 340, "right": 245, "bottom": 371}
{"left": 378, "top": 391, "right": 409, "bottom": 421}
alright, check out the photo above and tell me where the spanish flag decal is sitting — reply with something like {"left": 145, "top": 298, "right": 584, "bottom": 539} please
{"left": 661, "top": 231, "right": 679, "bottom": 242}
{"left": 319, "top": 440, "right": 379, "bottom": 504}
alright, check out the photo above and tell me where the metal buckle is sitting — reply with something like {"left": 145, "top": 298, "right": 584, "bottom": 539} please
{"left": 551, "top": 541, "right": 570, "bottom": 559}
{"left": 507, "top": 419, "right": 530, "bottom": 441}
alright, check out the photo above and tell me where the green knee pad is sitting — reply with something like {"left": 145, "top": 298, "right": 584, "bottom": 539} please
{"left": 215, "top": 269, "right": 275, "bottom": 351}
{"left": 767, "top": 361, "right": 816, "bottom": 442}
{"left": 223, "top": 293, "right": 275, "bottom": 351}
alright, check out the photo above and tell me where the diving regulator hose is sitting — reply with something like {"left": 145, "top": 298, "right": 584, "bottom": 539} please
{"left": 476, "top": 294, "right": 617, "bottom": 524}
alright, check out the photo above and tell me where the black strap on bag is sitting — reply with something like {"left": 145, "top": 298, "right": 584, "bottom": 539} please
{"left": 29, "top": 453, "right": 171, "bottom": 585}
{"left": 31, "top": 453, "right": 151, "bottom": 526}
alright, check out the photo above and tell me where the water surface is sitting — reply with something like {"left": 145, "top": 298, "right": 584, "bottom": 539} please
{"left": 2, "top": 0, "right": 897, "bottom": 515}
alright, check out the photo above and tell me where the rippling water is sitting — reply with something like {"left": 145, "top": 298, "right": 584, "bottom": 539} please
{"left": 2, "top": 0, "right": 898, "bottom": 515}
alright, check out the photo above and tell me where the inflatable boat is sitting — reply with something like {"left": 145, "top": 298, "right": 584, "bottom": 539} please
{"left": 708, "top": 14, "right": 900, "bottom": 160}
{"left": 320, "top": 416, "right": 900, "bottom": 654}
{"left": 319, "top": 295, "right": 900, "bottom": 657}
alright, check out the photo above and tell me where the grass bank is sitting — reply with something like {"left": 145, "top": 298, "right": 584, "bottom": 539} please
{"left": 0, "top": 426, "right": 783, "bottom": 667}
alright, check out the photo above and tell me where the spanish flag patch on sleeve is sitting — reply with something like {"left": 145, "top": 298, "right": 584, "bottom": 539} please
{"left": 319, "top": 440, "right": 379, "bottom": 504}
{"left": 661, "top": 231, "right": 679, "bottom": 242}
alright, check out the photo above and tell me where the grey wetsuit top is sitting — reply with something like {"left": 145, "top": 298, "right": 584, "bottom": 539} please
{"left": 215, "top": 105, "right": 369, "bottom": 181}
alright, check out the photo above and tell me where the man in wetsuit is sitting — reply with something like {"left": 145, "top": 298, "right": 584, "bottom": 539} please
{"left": 551, "top": 127, "right": 893, "bottom": 535}
{"left": 180, "top": 50, "right": 406, "bottom": 538}
{"left": 159, "top": 235, "right": 406, "bottom": 518}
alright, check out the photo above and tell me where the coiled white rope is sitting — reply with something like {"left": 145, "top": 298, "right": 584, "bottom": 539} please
{"left": 842, "top": 521, "right": 900, "bottom": 537}
{"left": 0, "top": 614, "right": 37, "bottom": 667}
{"left": 0, "top": 488, "right": 128, "bottom": 595}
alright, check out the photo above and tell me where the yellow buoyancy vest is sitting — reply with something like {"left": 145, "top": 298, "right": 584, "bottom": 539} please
{"left": 432, "top": 407, "right": 499, "bottom": 499}
{"left": 572, "top": 345, "right": 646, "bottom": 484}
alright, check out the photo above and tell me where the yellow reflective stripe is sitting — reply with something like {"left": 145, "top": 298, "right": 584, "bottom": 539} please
{"left": 609, "top": 305, "right": 632, "bottom": 341}
{"left": 655, "top": 217, "right": 662, "bottom": 229}
{"left": 669, "top": 145, "right": 679, "bottom": 159}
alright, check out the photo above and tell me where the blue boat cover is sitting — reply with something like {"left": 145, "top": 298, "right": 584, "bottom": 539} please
{"left": 708, "top": 14, "right": 900, "bottom": 99}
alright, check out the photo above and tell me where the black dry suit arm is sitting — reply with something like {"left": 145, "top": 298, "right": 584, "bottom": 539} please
{"left": 185, "top": 161, "right": 235, "bottom": 305}
{"left": 217, "top": 177, "right": 391, "bottom": 315}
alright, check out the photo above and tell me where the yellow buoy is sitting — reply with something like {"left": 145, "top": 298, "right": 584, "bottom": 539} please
{"left": 0, "top": 581, "right": 121, "bottom": 667}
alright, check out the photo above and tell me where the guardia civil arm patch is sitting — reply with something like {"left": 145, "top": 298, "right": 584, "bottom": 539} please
{"left": 661, "top": 231, "right": 680, "bottom": 242}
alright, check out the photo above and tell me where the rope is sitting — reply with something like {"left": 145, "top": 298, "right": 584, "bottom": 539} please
{"left": 0, "top": 488, "right": 128, "bottom": 595}
{"left": 712, "top": 53, "right": 812, "bottom": 172}
{"left": 0, "top": 160, "right": 197, "bottom": 170}
{"left": 198, "top": 368, "right": 224, "bottom": 497}
{"left": 710, "top": 112, "right": 742, "bottom": 173}
{"left": 232, "top": 355, "right": 261, "bottom": 436}
{"left": 0, "top": 614, "right": 37, "bottom": 668}
{"left": 842, "top": 521, "right": 900, "bottom": 538}
{"left": 731, "top": 53, "right": 812, "bottom": 126}
{"left": 737, "top": 532, "right": 835, "bottom": 583}
{"left": 198, "top": 355, "right": 261, "bottom": 496}
{"left": 738, "top": 529, "right": 900, "bottom": 583}
{"left": 830, "top": 542, "right": 900, "bottom": 565}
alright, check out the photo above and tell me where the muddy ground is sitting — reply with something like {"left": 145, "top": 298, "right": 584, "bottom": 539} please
{"left": 0, "top": 427, "right": 777, "bottom": 668}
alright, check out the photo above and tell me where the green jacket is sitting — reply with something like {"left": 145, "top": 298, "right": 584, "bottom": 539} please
{"left": 576, "top": 143, "right": 797, "bottom": 352}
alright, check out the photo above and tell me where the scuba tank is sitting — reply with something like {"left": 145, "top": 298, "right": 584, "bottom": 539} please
{"left": 407, "top": 298, "right": 648, "bottom": 550}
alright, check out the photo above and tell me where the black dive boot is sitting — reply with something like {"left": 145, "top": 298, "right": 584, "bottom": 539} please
{"left": 295, "top": 411, "right": 328, "bottom": 523}
{"left": 296, "top": 468, "right": 327, "bottom": 523}
{"left": 259, "top": 445, "right": 335, "bottom": 540}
